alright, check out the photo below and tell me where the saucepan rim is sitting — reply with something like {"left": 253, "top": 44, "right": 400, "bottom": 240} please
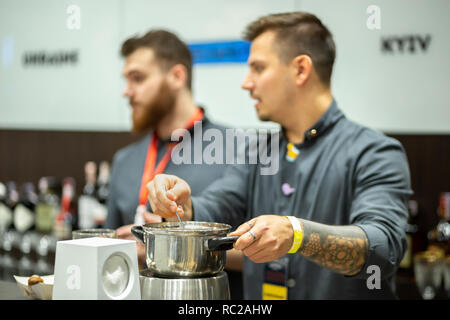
{"left": 141, "top": 221, "right": 232, "bottom": 235}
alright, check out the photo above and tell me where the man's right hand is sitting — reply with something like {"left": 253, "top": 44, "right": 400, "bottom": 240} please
{"left": 146, "top": 174, "right": 193, "bottom": 220}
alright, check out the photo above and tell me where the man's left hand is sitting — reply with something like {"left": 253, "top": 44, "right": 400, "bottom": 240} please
{"left": 229, "top": 215, "right": 294, "bottom": 263}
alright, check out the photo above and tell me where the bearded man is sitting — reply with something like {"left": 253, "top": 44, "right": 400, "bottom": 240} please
{"left": 106, "top": 29, "right": 230, "bottom": 228}
{"left": 104, "top": 30, "right": 242, "bottom": 276}
{"left": 104, "top": 32, "right": 244, "bottom": 292}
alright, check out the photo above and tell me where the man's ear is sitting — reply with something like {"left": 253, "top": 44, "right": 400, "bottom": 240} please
{"left": 167, "top": 64, "right": 187, "bottom": 90}
{"left": 291, "top": 55, "right": 313, "bottom": 87}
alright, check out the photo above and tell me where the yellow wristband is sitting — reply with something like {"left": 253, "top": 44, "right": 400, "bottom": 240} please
{"left": 286, "top": 216, "right": 303, "bottom": 254}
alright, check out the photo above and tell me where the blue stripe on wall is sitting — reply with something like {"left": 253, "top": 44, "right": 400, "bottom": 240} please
{"left": 188, "top": 40, "right": 250, "bottom": 64}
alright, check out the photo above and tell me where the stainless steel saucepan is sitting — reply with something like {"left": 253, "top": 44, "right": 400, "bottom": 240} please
{"left": 131, "top": 221, "right": 238, "bottom": 278}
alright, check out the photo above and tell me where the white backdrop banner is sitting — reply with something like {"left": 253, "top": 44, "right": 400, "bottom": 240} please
{"left": 0, "top": 0, "right": 449, "bottom": 133}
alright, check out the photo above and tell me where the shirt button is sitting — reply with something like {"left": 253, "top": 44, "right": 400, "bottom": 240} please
{"left": 287, "top": 278, "right": 296, "bottom": 288}
{"left": 310, "top": 129, "right": 317, "bottom": 137}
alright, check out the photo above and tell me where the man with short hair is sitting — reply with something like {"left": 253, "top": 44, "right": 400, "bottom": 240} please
{"left": 146, "top": 13, "right": 412, "bottom": 299}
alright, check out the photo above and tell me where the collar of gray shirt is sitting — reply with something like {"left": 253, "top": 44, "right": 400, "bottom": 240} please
{"left": 280, "top": 99, "right": 345, "bottom": 147}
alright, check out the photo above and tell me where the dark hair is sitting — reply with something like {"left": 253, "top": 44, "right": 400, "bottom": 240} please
{"left": 243, "top": 12, "right": 335, "bottom": 87}
{"left": 121, "top": 29, "right": 192, "bottom": 90}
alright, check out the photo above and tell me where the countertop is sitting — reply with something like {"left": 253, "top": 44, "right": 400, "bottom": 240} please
{"left": 0, "top": 280, "right": 28, "bottom": 300}
{"left": 0, "top": 274, "right": 447, "bottom": 300}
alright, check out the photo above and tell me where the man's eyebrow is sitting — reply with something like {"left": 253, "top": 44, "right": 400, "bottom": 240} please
{"left": 249, "top": 59, "right": 264, "bottom": 66}
{"left": 249, "top": 60, "right": 266, "bottom": 69}
{"left": 123, "top": 69, "right": 143, "bottom": 77}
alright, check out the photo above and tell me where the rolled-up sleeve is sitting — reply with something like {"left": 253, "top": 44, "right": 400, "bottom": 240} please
{"left": 349, "top": 136, "right": 413, "bottom": 279}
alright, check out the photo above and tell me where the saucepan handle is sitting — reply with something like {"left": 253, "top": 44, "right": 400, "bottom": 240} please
{"left": 131, "top": 225, "right": 145, "bottom": 243}
{"left": 207, "top": 236, "right": 239, "bottom": 251}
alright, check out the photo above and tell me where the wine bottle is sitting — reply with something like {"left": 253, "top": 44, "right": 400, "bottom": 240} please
{"left": 0, "top": 182, "right": 20, "bottom": 280}
{"left": 0, "top": 182, "right": 13, "bottom": 233}
{"left": 427, "top": 192, "right": 450, "bottom": 255}
{"left": 78, "top": 161, "right": 99, "bottom": 229}
{"left": 35, "top": 177, "right": 61, "bottom": 235}
{"left": 399, "top": 199, "right": 419, "bottom": 271}
{"left": 93, "top": 161, "right": 110, "bottom": 227}
{"left": 53, "top": 178, "right": 76, "bottom": 240}
{"left": 13, "top": 182, "right": 38, "bottom": 234}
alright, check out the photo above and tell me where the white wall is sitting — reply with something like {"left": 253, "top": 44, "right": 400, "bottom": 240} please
{"left": 299, "top": 0, "right": 450, "bottom": 133}
{"left": 0, "top": 0, "right": 449, "bottom": 133}
{"left": 0, "top": 0, "right": 125, "bottom": 130}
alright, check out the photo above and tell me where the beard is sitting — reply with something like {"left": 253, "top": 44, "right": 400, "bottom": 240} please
{"left": 131, "top": 80, "right": 176, "bottom": 133}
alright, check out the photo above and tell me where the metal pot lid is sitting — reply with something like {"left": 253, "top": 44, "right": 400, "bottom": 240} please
{"left": 142, "top": 221, "right": 231, "bottom": 235}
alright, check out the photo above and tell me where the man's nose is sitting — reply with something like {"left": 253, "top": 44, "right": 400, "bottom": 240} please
{"left": 241, "top": 74, "right": 254, "bottom": 91}
{"left": 123, "top": 84, "right": 133, "bottom": 98}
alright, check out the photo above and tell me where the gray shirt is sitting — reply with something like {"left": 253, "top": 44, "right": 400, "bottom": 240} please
{"left": 105, "top": 115, "right": 230, "bottom": 228}
{"left": 193, "top": 99, "right": 412, "bottom": 299}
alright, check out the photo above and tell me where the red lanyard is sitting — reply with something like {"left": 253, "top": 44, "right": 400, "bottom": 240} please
{"left": 138, "top": 108, "right": 204, "bottom": 205}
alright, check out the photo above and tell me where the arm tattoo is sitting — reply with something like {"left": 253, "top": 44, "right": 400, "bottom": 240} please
{"left": 298, "top": 219, "right": 369, "bottom": 276}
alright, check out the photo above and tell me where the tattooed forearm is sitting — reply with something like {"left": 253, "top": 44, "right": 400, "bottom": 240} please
{"left": 298, "top": 219, "right": 368, "bottom": 276}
